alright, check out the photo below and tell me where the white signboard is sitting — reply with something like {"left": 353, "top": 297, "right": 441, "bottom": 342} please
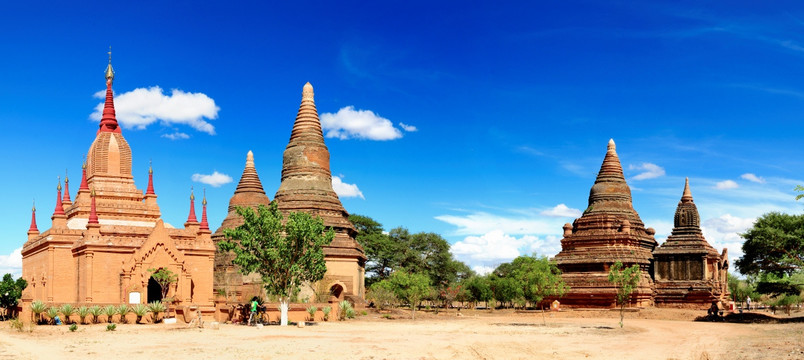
{"left": 128, "top": 292, "right": 141, "bottom": 304}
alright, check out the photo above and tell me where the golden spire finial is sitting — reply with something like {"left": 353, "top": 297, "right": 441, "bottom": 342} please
{"left": 105, "top": 46, "right": 115, "bottom": 83}
{"left": 64, "top": 169, "right": 69, "bottom": 183}
{"left": 32, "top": 199, "right": 36, "bottom": 212}
{"left": 57, "top": 176, "right": 62, "bottom": 191}
{"left": 90, "top": 187, "right": 96, "bottom": 197}
{"left": 149, "top": 159, "right": 153, "bottom": 174}
{"left": 202, "top": 188, "right": 207, "bottom": 206}
{"left": 190, "top": 186, "right": 195, "bottom": 201}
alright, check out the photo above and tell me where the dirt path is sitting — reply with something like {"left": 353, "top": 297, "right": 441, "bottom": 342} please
{"left": 0, "top": 311, "right": 798, "bottom": 360}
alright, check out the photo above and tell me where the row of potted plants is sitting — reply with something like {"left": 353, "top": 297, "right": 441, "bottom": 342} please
{"left": 29, "top": 300, "right": 168, "bottom": 325}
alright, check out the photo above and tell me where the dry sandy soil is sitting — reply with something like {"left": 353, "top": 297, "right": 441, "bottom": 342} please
{"left": 1, "top": 308, "right": 802, "bottom": 360}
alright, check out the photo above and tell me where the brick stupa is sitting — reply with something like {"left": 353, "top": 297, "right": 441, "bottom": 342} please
{"left": 21, "top": 55, "right": 215, "bottom": 310}
{"left": 274, "top": 82, "right": 366, "bottom": 302}
{"left": 654, "top": 178, "right": 730, "bottom": 307}
{"left": 212, "top": 151, "right": 272, "bottom": 302}
{"left": 554, "top": 139, "right": 657, "bottom": 307}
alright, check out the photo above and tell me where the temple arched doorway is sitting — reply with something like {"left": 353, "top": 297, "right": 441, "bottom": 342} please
{"left": 329, "top": 284, "right": 344, "bottom": 302}
{"left": 148, "top": 276, "right": 163, "bottom": 303}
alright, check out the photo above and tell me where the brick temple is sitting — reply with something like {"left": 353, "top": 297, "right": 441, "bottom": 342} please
{"left": 21, "top": 57, "right": 216, "bottom": 308}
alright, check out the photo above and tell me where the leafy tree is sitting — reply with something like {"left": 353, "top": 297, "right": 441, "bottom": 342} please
{"left": 388, "top": 271, "right": 432, "bottom": 320}
{"left": 727, "top": 273, "right": 756, "bottom": 308}
{"left": 219, "top": 201, "right": 334, "bottom": 326}
{"left": 147, "top": 267, "right": 178, "bottom": 300}
{"left": 367, "top": 280, "right": 398, "bottom": 310}
{"left": 464, "top": 276, "right": 493, "bottom": 308}
{"left": 795, "top": 185, "right": 804, "bottom": 201}
{"left": 736, "top": 212, "right": 804, "bottom": 276}
{"left": 349, "top": 215, "right": 401, "bottom": 284}
{"left": 510, "top": 255, "right": 568, "bottom": 324}
{"left": 0, "top": 273, "right": 27, "bottom": 320}
{"left": 608, "top": 261, "right": 641, "bottom": 328}
{"left": 490, "top": 275, "right": 523, "bottom": 308}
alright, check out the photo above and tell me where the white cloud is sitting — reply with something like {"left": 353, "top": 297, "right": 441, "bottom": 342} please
{"left": 320, "top": 106, "right": 403, "bottom": 140}
{"left": 628, "top": 162, "right": 666, "bottom": 180}
{"left": 450, "top": 230, "right": 562, "bottom": 271}
{"left": 161, "top": 132, "right": 190, "bottom": 140}
{"left": 540, "top": 204, "right": 582, "bottom": 218}
{"left": 435, "top": 211, "right": 560, "bottom": 236}
{"left": 191, "top": 171, "right": 233, "bottom": 187}
{"left": 701, "top": 214, "right": 757, "bottom": 269}
{"left": 332, "top": 175, "right": 365, "bottom": 199}
{"left": 715, "top": 180, "right": 739, "bottom": 190}
{"left": 0, "top": 247, "right": 22, "bottom": 278}
{"left": 399, "top": 122, "right": 417, "bottom": 132}
{"left": 472, "top": 266, "right": 495, "bottom": 276}
{"left": 91, "top": 86, "right": 219, "bottom": 135}
{"left": 740, "top": 173, "right": 766, "bottom": 184}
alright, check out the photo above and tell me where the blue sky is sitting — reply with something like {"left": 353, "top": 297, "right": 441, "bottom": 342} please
{"left": 1, "top": 1, "right": 803, "bottom": 276}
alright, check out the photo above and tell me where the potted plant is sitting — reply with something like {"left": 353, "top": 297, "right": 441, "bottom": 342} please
{"left": 89, "top": 305, "right": 102, "bottom": 324}
{"left": 30, "top": 300, "right": 47, "bottom": 324}
{"left": 60, "top": 304, "right": 76, "bottom": 324}
{"left": 103, "top": 305, "right": 116, "bottom": 323}
{"left": 45, "top": 307, "right": 60, "bottom": 325}
{"left": 116, "top": 304, "right": 130, "bottom": 324}
{"left": 148, "top": 301, "right": 166, "bottom": 323}
{"left": 131, "top": 304, "right": 148, "bottom": 324}
{"left": 306, "top": 306, "right": 317, "bottom": 321}
{"left": 77, "top": 306, "right": 90, "bottom": 325}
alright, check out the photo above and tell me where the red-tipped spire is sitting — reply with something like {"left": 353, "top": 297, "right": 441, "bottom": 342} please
{"left": 200, "top": 189, "right": 209, "bottom": 230}
{"left": 98, "top": 47, "right": 121, "bottom": 134}
{"left": 53, "top": 177, "right": 65, "bottom": 215}
{"left": 79, "top": 161, "right": 89, "bottom": 191}
{"left": 28, "top": 201, "right": 38, "bottom": 232}
{"left": 88, "top": 189, "right": 99, "bottom": 225}
{"left": 146, "top": 161, "right": 155, "bottom": 195}
{"left": 187, "top": 188, "right": 198, "bottom": 223}
{"left": 62, "top": 171, "right": 72, "bottom": 203}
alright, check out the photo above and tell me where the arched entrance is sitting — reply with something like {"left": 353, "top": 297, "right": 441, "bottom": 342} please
{"left": 148, "top": 277, "right": 163, "bottom": 303}
{"left": 329, "top": 284, "right": 344, "bottom": 302}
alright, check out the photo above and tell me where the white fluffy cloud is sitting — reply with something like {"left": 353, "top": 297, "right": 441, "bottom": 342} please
{"left": 161, "top": 132, "right": 190, "bottom": 140}
{"left": 539, "top": 204, "right": 582, "bottom": 218}
{"left": 332, "top": 175, "right": 365, "bottom": 199}
{"left": 91, "top": 86, "right": 219, "bottom": 135}
{"left": 701, "top": 214, "right": 757, "bottom": 266}
{"left": 320, "top": 106, "right": 404, "bottom": 140}
{"left": 628, "top": 162, "right": 666, "bottom": 180}
{"left": 191, "top": 171, "right": 233, "bottom": 187}
{"left": 715, "top": 180, "right": 739, "bottom": 190}
{"left": 0, "top": 247, "right": 22, "bottom": 278}
{"left": 435, "top": 211, "right": 560, "bottom": 236}
{"left": 450, "top": 230, "right": 562, "bottom": 271}
{"left": 740, "top": 173, "right": 766, "bottom": 184}
{"left": 399, "top": 122, "right": 418, "bottom": 132}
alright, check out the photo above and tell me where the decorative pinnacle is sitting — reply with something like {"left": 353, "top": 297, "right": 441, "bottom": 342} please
{"left": 202, "top": 188, "right": 207, "bottom": 206}
{"left": 190, "top": 187, "right": 195, "bottom": 201}
{"left": 57, "top": 176, "right": 62, "bottom": 191}
{"left": 90, "top": 188, "right": 95, "bottom": 197}
{"left": 607, "top": 138, "right": 616, "bottom": 151}
{"left": 105, "top": 46, "right": 114, "bottom": 83}
{"left": 246, "top": 150, "right": 255, "bottom": 168}
{"left": 681, "top": 177, "right": 693, "bottom": 202}
{"left": 32, "top": 199, "right": 36, "bottom": 212}
{"left": 302, "top": 82, "right": 314, "bottom": 101}
{"left": 64, "top": 169, "right": 69, "bottom": 183}
{"left": 149, "top": 159, "right": 153, "bottom": 174}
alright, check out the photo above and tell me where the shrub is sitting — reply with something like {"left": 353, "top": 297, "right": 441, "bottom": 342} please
{"left": 45, "top": 307, "right": 60, "bottom": 325}
{"left": 148, "top": 301, "right": 166, "bottom": 323}
{"left": 30, "top": 300, "right": 47, "bottom": 324}
{"left": 360, "top": 310, "right": 367, "bottom": 316}
{"left": 9, "top": 318, "right": 24, "bottom": 332}
{"left": 77, "top": 306, "right": 90, "bottom": 324}
{"left": 338, "top": 301, "right": 354, "bottom": 321}
{"left": 117, "top": 305, "right": 130, "bottom": 324}
{"left": 367, "top": 281, "right": 398, "bottom": 310}
{"left": 382, "top": 314, "right": 392, "bottom": 320}
{"left": 69, "top": 324, "right": 77, "bottom": 332}
{"left": 106, "top": 323, "right": 116, "bottom": 331}
{"left": 60, "top": 304, "right": 76, "bottom": 324}
{"left": 89, "top": 305, "right": 102, "bottom": 324}
{"left": 306, "top": 306, "right": 317, "bottom": 321}
{"left": 103, "top": 305, "right": 116, "bottom": 323}
{"left": 322, "top": 306, "right": 331, "bottom": 321}
{"left": 131, "top": 304, "right": 148, "bottom": 324}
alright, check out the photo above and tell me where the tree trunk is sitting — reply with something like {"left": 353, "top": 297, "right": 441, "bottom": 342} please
{"left": 280, "top": 299, "right": 289, "bottom": 326}
{"left": 541, "top": 304, "right": 546, "bottom": 325}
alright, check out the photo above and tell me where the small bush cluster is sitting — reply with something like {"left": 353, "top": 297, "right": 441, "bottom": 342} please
{"left": 9, "top": 318, "right": 24, "bottom": 332}
{"left": 68, "top": 324, "right": 78, "bottom": 332}
{"left": 322, "top": 306, "right": 331, "bottom": 321}
{"left": 338, "top": 301, "right": 355, "bottom": 321}
{"left": 106, "top": 323, "right": 116, "bottom": 331}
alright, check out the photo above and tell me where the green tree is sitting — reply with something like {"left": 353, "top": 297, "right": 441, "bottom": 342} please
{"left": 736, "top": 212, "right": 804, "bottom": 276}
{"left": 388, "top": 271, "right": 431, "bottom": 320}
{"left": 727, "top": 273, "right": 756, "bottom": 308}
{"left": 147, "top": 267, "right": 178, "bottom": 300}
{"left": 349, "top": 214, "right": 401, "bottom": 284}
{"left": 464, "top": 276, "right": 493, "bottom": 308}
{"left": 608, "top": 261, "right": 641, "bottom": 328}
{"left": 490, "top": 275, "right": 523, "bottom": 308}
{"left": 795, "top": 185, "right": 804, "bottom": 201}
{"left": 0, "top": 274, "right": 27, "bottom": 320}
{"left": 219, "top": 201, "right": 334, "bottom": 326}
{"left": 510, "top": 255, "right": 568, "bottom": 324}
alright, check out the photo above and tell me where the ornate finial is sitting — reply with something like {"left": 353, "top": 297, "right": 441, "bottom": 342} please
{"left": 105, "top": 46, "right": 115, "bottom": 83}
{"left": 607, "top": 138, "right": 616, "bottom": 151}
{"left": 246, "top": 150, "right": 255, "bottom": 168}
{"left": 302, "top": 82, "right": 314, "bottom": 101}
{"left": 202, "top": 188, "right": 207, "bottom": 206}
{"left": 681, "top": 177, "right": 693, "bottom": 202}
{"left": 149, "top": 159, "right": 153, "bottom": 174}
{"left": 90, "top": 188, "right": 95, "bottom": 197}
{"left": 32, "top": 199, "right": 36, "bottom": 212}
{"left": 57, "top": 176, "right": 62, "bottom": 191}
{"left": 64, "top": 169, "right": 69, "bottom": 183}
{"left": 190, "top": 186, "right": 195, "bottom": 201}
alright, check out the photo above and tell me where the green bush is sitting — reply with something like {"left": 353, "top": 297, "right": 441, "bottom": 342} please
{"left": 69, "top": 323, "right": 77, "bottom": 332}
{"left": 77, "top": 306, "right": 90, "bottom": 325}
{"left": 106, "top": 323, "right": 116, "bottom": 331}
{"left": 148, "top": 301, "right": 166, "bottom": 323}
{"left": 103, "top": 305, "right": 116, "bottom": 323}
{"left": 116, "top": 304, "right": 130, "bottom": 324}
{"left": 306, "top": 306, "right": 317, "bottom": 321}
{"left": 9, "top": 318, "right": 24, "bottom": 332}
{"left": 30, "top": 300, "right": 47, "bottom": 324}
{"left": 45, "top": 307, "right": 60, "bottom": 325}
{"left": 89, "top": 305, "right": 102, "bottom": 324}
{"left": 338, "top": 301, "right": 354, "bottom": 321}
{"left": 322, "top": 306, "right": 331, "bottom": 321}
{"left": 131, "top": 304, "right": 148, "bottom": 324}
{"left": 60, "top": 304, "right": 76, "bottom": 324}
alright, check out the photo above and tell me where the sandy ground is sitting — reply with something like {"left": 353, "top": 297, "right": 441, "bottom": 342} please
{"left": 1, "top": 309, "right": 802, "bottom": 360}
